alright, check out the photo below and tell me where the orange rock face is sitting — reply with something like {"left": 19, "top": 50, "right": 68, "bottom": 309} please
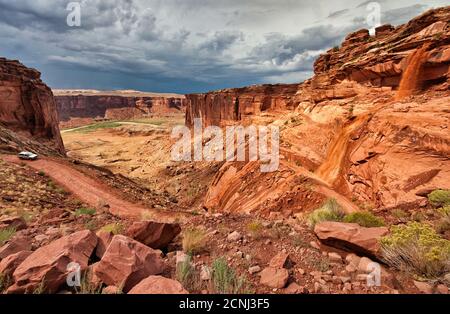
{"left": 313, "top": 8, "right": 450, "bottom": 90}
{"left": 0, "top": 58, "right": 65, "bottom": 155}
{"left": 185, "top": 84, "right": 299, "bottom": 127}
{"left": 187, "top": 7, "right": 450, "bottom": 215}
{"left": 54, "top": 91, "right": 186, "bottom": 123}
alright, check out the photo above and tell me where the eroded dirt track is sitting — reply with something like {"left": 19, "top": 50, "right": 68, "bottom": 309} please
{"left": 2, "top": 155, "right": 179, "bottom": 221}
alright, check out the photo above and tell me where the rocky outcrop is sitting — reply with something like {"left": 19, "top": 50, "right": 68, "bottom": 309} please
{"left": 0, "top": 58, "right": 65, "bottom": 155}
{"left": 126, "top": 221, "right": 181, "bottom": 249}
{"left": 186, "top": 7, "right": 449, "bottom": 126}
{"left": 54, "top": 90, "right": 186, "bottom": 123}
{"left": 93, "top": 235, "right": 165, "bottom": 292}
{"left": 0, "top": 251, "right": 33, "bottom": 277}
{"left": 189, "top": 7, "right": 450, "bottom": 214}
{"left": 95, "top": 230, "right": 113, "bottom": 259}
{"left": 7, "top": 230, "right": 97, "bottom": 293}
{"left": 185, "top": 84, "right": 299, "bottom": 127}
{"left": 309, "top": 8, "right": 450, "bottom": 101}
{"left": 314, "top": 222, "right": 389, "bottom": 259}
{"left": 0, "top": 236, "right": 31, "bottom": 260}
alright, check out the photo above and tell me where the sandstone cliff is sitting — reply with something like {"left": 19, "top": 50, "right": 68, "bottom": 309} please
{"left": 187, "top": 7, "right": 450, "bottom": 215}
{"left": 54, "top": 89, "right": 186, "bottom": 125}
{"left": 187, "top": 7, "right": 450, "bottom": 126}
{"left": 185, "top": 84, "right": 299, "bottom": 127}
{"left": 0, "top": 58, "right": 65, "bottom": 155}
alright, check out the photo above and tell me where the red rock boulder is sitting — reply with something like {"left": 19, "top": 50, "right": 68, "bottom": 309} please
{"left": 259, "top": 267, "right": 289, "bottom": 289}
{"left": 314, "top": 222, "right": 388, "bottom": 259}
{"left": 128, "top": 276, "right": 188, "bottom": 294}
{"left": 126, "top": 221, "right": 181, "bottom": 249}
{"left": 95, "top": 230, "right": 113, "bottom": 259}
{"left": 7, "top": 230, "right": 97, "bottom": 293}
{"left": 0, "top": 250, "right": 32, "bottom": 277}
{"left": 0, "top": 236, "right": 31, "bottom": 260}
{"left": 93, "top": 235, "right": 165, "bottom": 292}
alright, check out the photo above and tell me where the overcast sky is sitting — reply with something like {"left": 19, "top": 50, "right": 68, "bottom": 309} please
{"left": 0, "top": 0, "right": 448, "bottom": 93}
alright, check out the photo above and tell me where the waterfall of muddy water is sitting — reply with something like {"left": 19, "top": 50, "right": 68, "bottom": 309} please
{"left": 316, "top": 114, "right": 369, "bottom": 185}
{"left": 396, "top": 43, "right": 430, "bottom": 101}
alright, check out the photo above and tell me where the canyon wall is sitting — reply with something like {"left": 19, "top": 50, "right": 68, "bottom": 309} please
{"left": 55, "top": 90, "right": 186, "bottom": 124}
{"left": 310, "top": 7, "right": 450, "bottom": 97}
{"left": 186, "top": 84, "right": 299, "bottom": 127}
{"left": 0, "top": 57, "right": 65, "bottom": 155}
{"left": 186, "top": 7, "right": 450, "bottom": 127}
{"left": 187, "top": 7, "right": 450, "bottom": 215}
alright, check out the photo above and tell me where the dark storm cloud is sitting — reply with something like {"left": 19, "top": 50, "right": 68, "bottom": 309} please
{"left": 251, "top": 25, "right": 347, "bottom": 66}
{"left": 0, "top": 0, "right": 447, "bottom": 93}
{"left": 328, "top": 9, "right": 349, "bottom": 18}
{"left": 199, "top": 31, "right": 244, "bottom": 53}
{"left": 0, "top": 0, "right": 139, "bottom": 32}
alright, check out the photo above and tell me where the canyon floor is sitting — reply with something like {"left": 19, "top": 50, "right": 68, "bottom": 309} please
{"left": 1, "top": 94, "right": 449, "bottom": 294}
{"left": 5, "top": 104, "right": 441, "bottom": 294}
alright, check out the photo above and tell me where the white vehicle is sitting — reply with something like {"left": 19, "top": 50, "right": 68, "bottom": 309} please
{"left": 18, "top": 151, "right": 38, "bottom": 160}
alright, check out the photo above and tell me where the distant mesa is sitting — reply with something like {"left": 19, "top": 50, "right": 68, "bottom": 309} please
{"left": 53, "top": 89, "right": 187, "bottom": 128}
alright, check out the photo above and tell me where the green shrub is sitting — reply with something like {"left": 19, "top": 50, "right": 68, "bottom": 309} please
{"left": 391, "top": 208, "right": 409, "bottom": 219}
{"left": 176, "top": 254, "right": 199, "bottom": 292}
{"left": 428, "top": 189, "right": 450, "bottom": 207}
{"left": 307, "top": 198, "right": 344, "bottom": 228}
{"left": 0, "top": 227, "right": 16, "bottom": 246}
{"left": 246, "top": 221, "right": 264, "bottom": 239}
{"left": 381, "top": 222, "right": 450, "bottom": 278}
{"left": 182, "top": 228, "right": 207, "bottom": 254}
{"left": 74, "top": 207, "right": 96, "bottom": 216}
{"left": 32, "top": 280, "right": 46, "bottom": 294}
{"left": 211, "top": 258, "right": 249, "bottom": 294}
{"left": 343, "top": 211, "right": 385, "bottom": 227}
{"left": 436, "top": 205, "right": 450, "bottom": 234}
{"left": 100, "top": 223, "right": 123, "bottom": 235}
{"left": 0, "top": 273, "right": 12, "bottom": 292}
{"left": 75, "top": 271, "right": 102, "bottom": 294}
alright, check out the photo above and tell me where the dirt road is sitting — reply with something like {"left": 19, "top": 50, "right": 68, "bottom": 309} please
{"left": 2, "top": 155, "right": 178, "bottom": 221}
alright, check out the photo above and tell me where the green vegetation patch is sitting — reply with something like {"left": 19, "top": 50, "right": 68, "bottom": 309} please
{"left": 74, "top": 207, "right": 96, "bottom": 216}
{"left": 71, "top": 121, "right": 122, "bottom": 133}
{"left": 428, "top": 189, "right": 450, "bottom": 208}
{"left": 307, "top": 198, "right": 345, "bottom": 228}
{"left": 182, "top": 227, "right": 207, "bottom": 254}
{"left": 0, "top": 227, "right": 16, "bottom": 246}
{"left": 343, "top": 211, "right": 385, "bottom": 227}
{"left": 211, "top": 257, "right": 249, "bottom": 294}
{"left": 381, "top": 222, "right": 450, "bottom": 278}
{"left": 100, "top": 223, "right": 124, "bottom": 235}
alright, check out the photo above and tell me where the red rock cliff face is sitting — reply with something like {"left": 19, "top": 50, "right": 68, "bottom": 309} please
{"left": 0, "top": 57, "right": 65, "bottom": 155}
{"left": 186, "top": 7, "right": 450, "bottom": 126}
{"left": 55, "top": 93, "right": 186, "bottom": 122}
{"left": 311, "top": 7, "right": 450, "bottom": 92}
{"left": 185, "top": 84, "right": 299, "bottom": 127}
{"left": 189, "top": 7, "right": 450, "bottom": 215}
